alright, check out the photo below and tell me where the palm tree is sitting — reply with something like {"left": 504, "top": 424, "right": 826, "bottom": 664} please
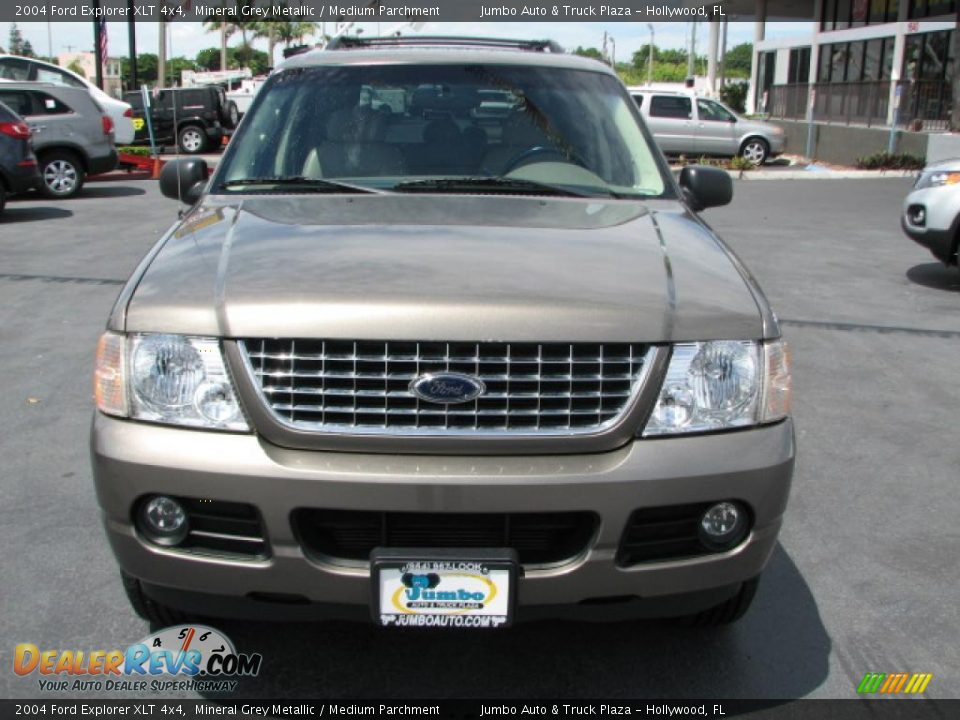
{"left": 276, "top": 21, "right": 318, "bottom": 52}
{"left": 202, "top": 1, "right": 259, "bottom": 68}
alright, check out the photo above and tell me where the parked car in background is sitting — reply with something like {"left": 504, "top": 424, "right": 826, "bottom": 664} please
{"left": 0, "top": 100, "right": 40, "bottom": 214}
{"left": 0, "top": 54, "right": 135, "bottom": 144}
{"left": 902, "top": 160, "right": 960, "bottom": 269}
{"left": 0, "top": 83, "right": 117, "bottom": 198}
{"left": 93, "top": 37, "right": 794, "bottom": 630}
{"left": 124, "top": 86, "right": 233, "bottom": 154}
{"left": 629, "top": 88, "right": 785, "bottom": 165}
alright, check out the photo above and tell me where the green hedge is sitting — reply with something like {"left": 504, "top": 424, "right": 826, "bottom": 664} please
{"left": 855, "top": 152, "right": 925, "bottom": 170}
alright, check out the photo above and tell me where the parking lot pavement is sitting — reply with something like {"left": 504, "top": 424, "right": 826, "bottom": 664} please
{"left": 1, "top": 178, "right": 957, "bottom": 700}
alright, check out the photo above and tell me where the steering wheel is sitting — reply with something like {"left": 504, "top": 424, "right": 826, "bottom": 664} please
{"left": 500, "top": 146, "right": 587, "bottom": 175}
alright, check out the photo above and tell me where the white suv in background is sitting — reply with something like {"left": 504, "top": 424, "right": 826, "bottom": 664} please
{"left": 902, "top": 159, "right": 960, "bottom": 269}
{"left": 629, "top": 88, "right": 785, "bottom": 165}
{"left": 0, "top": 54, "right": 135, "bottom": 144}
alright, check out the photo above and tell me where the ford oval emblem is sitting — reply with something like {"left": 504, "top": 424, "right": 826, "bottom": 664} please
{"left": 410, "top": 373, "right": 486, "bottom": 404}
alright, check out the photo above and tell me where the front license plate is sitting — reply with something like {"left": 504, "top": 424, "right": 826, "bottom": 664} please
{"left": 371, "top": 548, "right": 518, "bottom": 629}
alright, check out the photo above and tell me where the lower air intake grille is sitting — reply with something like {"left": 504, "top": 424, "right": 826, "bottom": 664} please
{"left": 178, "top": 498, "right": 268, "bottom": 559}
{"left": 293, "top": 509, "right": 598, "bottom": 566}
{"left": 616, "top": 503, "right": 749, "bottom": 566}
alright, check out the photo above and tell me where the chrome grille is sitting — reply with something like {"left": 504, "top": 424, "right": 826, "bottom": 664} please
{"left": 239, "top": 340, "right": 650, "bottom": 434}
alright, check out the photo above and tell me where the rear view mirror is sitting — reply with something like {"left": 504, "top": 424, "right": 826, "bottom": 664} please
{"left": 678, "top": 165, "right": 733, "bottom": 211}
{"left": 159, "top": 158, "right": 209, "bottom": 205}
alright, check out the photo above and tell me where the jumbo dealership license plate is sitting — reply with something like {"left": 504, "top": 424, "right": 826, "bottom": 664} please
{"left": 371, "top": 548, "right": 518, "bottom": 628}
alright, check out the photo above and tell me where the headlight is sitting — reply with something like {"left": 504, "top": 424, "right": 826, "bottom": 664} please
{"left": 642, "top": 339, "right": 791, "bottom": 437}
{"left": 94, "top": 332, "right": 249, "bottom": 431}
{"left": 915, "top": 171, "right": 960, "bottom": 189}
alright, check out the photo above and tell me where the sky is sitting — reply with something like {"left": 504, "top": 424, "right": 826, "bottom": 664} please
{"left": 9, "top": 21, "right": 811, "bottom": 67}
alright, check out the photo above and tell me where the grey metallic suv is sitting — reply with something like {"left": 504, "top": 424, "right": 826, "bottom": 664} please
{"left": 92, "top": 37, "right": 794, "bottom": 629}
{"left": 0, "top": 82, "right": 117, "bottom": 198}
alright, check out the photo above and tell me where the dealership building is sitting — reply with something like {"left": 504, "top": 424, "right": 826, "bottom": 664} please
{"left": 718, "top": 0, "right": 955, "bottom": 160}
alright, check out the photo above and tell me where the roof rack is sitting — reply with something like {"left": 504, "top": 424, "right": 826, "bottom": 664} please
{"left": 325, "top": 36, "right": 565, "bottom": 54}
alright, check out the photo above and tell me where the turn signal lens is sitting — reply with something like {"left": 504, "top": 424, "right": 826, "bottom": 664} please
{"left": 761, "top": 340, "right": 792, "bottom": 423}
{"left": 94, "top": 332, "right": 127, "bottom": 416}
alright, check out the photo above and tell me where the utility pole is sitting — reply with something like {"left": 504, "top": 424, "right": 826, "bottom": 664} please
{"left": 127, "top": 0, "right": 137, "bottom": 90}
{"left": 220, "top": 22, "right": 227, "bottom": 71}
{"left": 158, "top": 20, "right": 166, "bottom": 88}
{"left": 719, "top": 19, "right": 728, "bottom": 91}
{"left": 687, "top": 22, "right": 696, "bottom": 78}
{"left": 647, "top": 24, "right": 654, "bottom": 86}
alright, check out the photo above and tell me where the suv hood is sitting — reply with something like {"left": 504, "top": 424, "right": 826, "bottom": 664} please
{"left": 121, "top": 195, "right": 767, "bottom": 342}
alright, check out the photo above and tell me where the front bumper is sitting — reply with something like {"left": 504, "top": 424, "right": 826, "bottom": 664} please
{"left": 91, "top": 414, "right": 794, "bottom": 620}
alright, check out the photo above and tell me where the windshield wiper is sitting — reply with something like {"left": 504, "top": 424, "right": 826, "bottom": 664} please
{"left": 392, "top": 177, "right": 617, "bottom": 198}
{"left": 219, "top": 176, "right": 385, "bottom": 194}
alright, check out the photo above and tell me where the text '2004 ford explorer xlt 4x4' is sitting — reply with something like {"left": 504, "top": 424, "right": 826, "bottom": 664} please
{"left": 92, "top": 37, "right": 794, "bottom": 630}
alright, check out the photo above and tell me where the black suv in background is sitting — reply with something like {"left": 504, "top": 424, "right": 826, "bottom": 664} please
{"left": 124, "top": 86, "right": 237, "bottom": 154}
{"left": 0, "top": 100, "right": 40, "bottom": 213}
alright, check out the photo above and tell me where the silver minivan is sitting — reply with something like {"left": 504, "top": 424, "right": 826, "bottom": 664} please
{"left": 630, "top": 89, "right": 785, "bottom": 165}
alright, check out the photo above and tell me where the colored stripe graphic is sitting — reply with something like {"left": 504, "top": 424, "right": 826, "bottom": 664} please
{"left": 857, "top": 672, "right": 932, "bottom": 694}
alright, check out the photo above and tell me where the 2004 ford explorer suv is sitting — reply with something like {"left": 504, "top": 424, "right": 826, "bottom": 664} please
{"left": 92, "top": 37, "right": 795, "bottom": 630}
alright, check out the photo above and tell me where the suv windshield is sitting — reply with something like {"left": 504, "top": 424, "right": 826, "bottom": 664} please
{"left": 215, "top": 63, "right": 668, "bottom": 198}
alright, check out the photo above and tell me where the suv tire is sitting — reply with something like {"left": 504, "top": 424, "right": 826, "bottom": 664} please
{"left": 121, "top": 571, "right": 191, "bottom": 626}
{"left": 178, "top": 125, "right": 208, "bottom": 154}
{"left": 0, "top": 184, "right": 6, "bottom": 215}
{"left": 676, "top": 576, "right": 760, "bottom": 627}
{"left": 740, "top": 138, "right": 769, "bottom": 166}
{"left": 39, "top": 150, "right": 85, "bottom": 199}
{"left": 224, "top": 101, "right": 240, "bottom": 129}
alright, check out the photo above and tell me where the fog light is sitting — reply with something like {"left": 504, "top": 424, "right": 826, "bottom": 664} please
{"left": 908, "top": 205, "right": 926, "bottom": 227}
{"left": 698, "top": 501, "right": 748, "bottom": 550}
{"left": 139, "top": 495, "right": 188, "bottom": 546}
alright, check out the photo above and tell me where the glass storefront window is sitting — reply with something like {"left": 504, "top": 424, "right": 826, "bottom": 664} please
{"left": 910, "top": 0, "right": 957, "bottom": 17}
{"left": 822, "top": 0, "right": 837, "bottom": 30}
{"left": 863, "top": 39, "right": 883, "bottom": 81}
{"left": 846, "top": 42, "right": 866, "bottom": 81}
{"left": 831, "top": 44, "right": 849, "bottom": 81}
{"left": 819, "top": 43, "right": 834, "bottom": 81}
{"left": 835, "top": 0, "right": 851, "bottom": 29}
{"left": 881, "top": 37, "right": 895, "bottom": 80}
{"left": 903, "top": 35, "right": 923, "bottom": 81}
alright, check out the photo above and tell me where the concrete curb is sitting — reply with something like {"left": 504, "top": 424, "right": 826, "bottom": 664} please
{"left": 730, "top": 169, "right": 918, "bottom": 180}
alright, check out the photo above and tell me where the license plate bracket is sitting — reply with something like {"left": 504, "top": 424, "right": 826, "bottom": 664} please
{"left": 371, "top": 547, "right": 518, "bottom": 629}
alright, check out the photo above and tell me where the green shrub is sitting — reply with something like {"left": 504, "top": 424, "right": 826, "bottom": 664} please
{"left": 855, "top": 152, "right": 925, "bottom": 170}
{"left": 728, "top": 155, "right": 757, "bottom": 171}
{"left": 719, "top": 83, "right": 748, "bottom": 114}
{"left": 117, "top": 146, "right": 151, "bottom": 157}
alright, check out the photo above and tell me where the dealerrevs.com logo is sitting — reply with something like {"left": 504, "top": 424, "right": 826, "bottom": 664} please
{"left": 13, "top": 625, "right": 262, "bottom": 693}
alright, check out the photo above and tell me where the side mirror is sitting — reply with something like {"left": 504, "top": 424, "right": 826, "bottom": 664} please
{"left": 159, "top": 158, "right": 209, "bottom": 205}
{"left": 678, "top": 165, "right": 733, "bottom": 211}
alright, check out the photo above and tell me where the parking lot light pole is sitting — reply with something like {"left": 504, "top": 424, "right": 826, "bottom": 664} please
{"left": 127, "top": 0, "right": 137, "bottom": 90}
{"left": 647, "top": 24, "right": 654, "bottom": 86}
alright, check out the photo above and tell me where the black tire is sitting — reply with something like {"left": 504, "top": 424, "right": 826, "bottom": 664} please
{"left": 0, "top": 185, "right": 6, "bottom": 215}
{"left": 675, "top": 577, "right": 760, "bottom": 627}
{"left": 224, "top": 101, "right": 239, "bottom": 129}
{"left": 177, "top": 124, "right": 208, "bottom": 154}
{"left": 38, "top": 150, "right": 85, "bottom": 199}
{"left": 740, "top": 137, "right": 770, "bottom": 166}
{"left": 121, "top": 571, "right": 191, "bottom": 626}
